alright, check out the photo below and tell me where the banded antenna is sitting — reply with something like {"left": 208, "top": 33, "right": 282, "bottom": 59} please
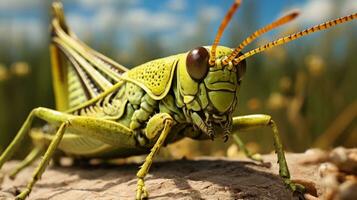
{"left": 209, "top": 0, "right": 242, "bottom": 66}
{"left": 233, "top": 13, "right": 357, "bottom": 65}
{"left": 223, "top": 10, "right": 300, "bottom": 65}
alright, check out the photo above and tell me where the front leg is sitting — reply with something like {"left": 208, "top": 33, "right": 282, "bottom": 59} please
{"left": 232, "top": 114, "right": 305, "bottom": 194}
{"left": 136, "top": 113, "right": 174, "bottom": 200}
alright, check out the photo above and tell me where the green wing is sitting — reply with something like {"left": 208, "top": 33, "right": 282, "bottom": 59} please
{"left": 50, "top": 2, "right": 128, "bottom": 111}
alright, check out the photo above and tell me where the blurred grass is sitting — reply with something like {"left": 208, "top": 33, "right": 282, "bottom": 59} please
{"left": 0, "top": 1, "right": 356, "bottom": 159}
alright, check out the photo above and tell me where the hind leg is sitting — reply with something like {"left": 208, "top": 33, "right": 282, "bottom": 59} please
{"left": 0, "top": 107, "right": 136, "bottom": 199}
{"left": 0, "top": 107, "right": 70, "bottom": 169}
{"left": 16, "top": 122, "right": 69, "bottom": 200}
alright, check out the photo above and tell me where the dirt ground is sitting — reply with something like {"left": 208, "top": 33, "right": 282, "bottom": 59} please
{"left": 0, "top": 148, "right": 356, "bottom": 200}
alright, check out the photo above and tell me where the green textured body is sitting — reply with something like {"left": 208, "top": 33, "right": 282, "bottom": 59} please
{"left": 4, "top": 1, "right": 344, "bottom": 198}
{"left": 30, "top": 46, "right": 237, "bottom": 159}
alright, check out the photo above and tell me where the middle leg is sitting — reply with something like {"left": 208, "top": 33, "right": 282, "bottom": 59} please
{"left": 9, "top": 147, "right": 43, "bottom": 179}
{"left": 232, "top": 134, "right": 263, "bottom": 162}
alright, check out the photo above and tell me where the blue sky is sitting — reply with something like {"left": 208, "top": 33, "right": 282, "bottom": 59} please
{"left": 0, "top": 0, "right": 356, "bottom": 57}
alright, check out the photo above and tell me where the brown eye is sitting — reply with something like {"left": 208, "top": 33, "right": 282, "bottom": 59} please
{"left": 237, "top": 52, "right": 246, "bottom": 79}
{"left": 186, "top": 47, "right": 210, "bottom": 81}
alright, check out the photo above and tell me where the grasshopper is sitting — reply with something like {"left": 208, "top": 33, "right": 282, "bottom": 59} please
{"left": 0, "top": 0, "right": 356, "bottom": 199}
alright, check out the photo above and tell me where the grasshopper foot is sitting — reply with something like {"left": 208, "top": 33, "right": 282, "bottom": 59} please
{"left": 15, "top": 188, "right": 31, "bottom": 200}
{"left": 0, "top": 171, "right": 4, "bottom": 183}
{"left": 246, "top": 153, "right": 270, "bottom": 167}
{"left": 136, "top": 178, "right": 149, "bottom": 200}
{"left": 284, "top": 179, "right": 306, "bottom": 199}
{"left": 9, "top": 169, "right": 20, "bottom": 180}
{"left": 248, "top": 153, "right": 264, "bottom": 163}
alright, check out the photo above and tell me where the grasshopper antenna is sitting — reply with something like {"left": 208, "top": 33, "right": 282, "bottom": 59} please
{"left": 209, "top": 0, "right": 242, "bottom": 66}
{"left": 223, "top": 10, "right": 300, "bottom": 65}
{"left": 233, "top": 13, "right": 357, "bottom": 64}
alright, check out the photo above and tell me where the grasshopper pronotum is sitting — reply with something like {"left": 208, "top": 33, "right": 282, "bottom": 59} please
{"left": 0, "top": 0, "right": 356, "bottom": 199}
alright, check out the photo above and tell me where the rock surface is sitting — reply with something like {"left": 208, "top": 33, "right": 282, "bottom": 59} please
{"left": 0, "top": 152, "right": 344, "bottom": 200}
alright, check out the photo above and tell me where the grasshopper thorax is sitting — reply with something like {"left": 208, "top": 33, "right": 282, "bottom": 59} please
{"left": 176, "top": 46, "right": 246, "bottom": 140}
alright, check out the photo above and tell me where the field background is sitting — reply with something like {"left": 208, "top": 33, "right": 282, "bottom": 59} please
{"left": 0, "top": 0, "right": 356, "bottom": 159}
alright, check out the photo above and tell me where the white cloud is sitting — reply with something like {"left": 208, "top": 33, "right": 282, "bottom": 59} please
{"left": 0, "top": 18, "right": 45, "bottom": 47}
{"left": 158, "top": 22, "right": 197, "bottom": 50}
{"left": 283, "top": 0, "right": 357, "bottom": 26}
{"left": 0, "top": 0, "right": 41, "bottom": 10}
{"left": 199, "top": 5, "right": 223, "bottom": 22}
{"left": 76, "top": 0, "right": 139, "bottom": 9}
{"left": 179, "top": 21, "right": 197, "bottom": 38}
{"left": 67, "top": 4, "right": 182, "bottom": 35}
{"left": 65, "top": 4, "right": 186, "bottom": 53}
{"left": 120, "top": 8, "right": 180, "bottom": 33}
{"left": 271, "top": 0, "right": 357, "bottom": 40}
{"left": 299, "top": 0, "right": 334, "bottom": 24}
{"left": 93, "top": 6, "right": 118, "bottom": 31}
{"left": 67, "top": 5, "right": 118, "bottom": 39}
{"left": 67, "top": 13, "right": 92, "bottom": 39}
{"left": 166, "top": 0, "right": 187, "bottom": 11}
{"left": 77, "top": 0, "right": 110, "bottom": 8}
{"left": 342, "top": 0, "right": 357, "bottom": 15}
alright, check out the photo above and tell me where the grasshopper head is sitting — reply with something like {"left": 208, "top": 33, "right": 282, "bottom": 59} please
{"left": 176, "top": 45, "right": 246, "bottom": 140}
{"left": 185, "top": 45, "right": 246, "bottom": 113}
{"left": 178, "top": 0, "right": 356, "bottom": 140}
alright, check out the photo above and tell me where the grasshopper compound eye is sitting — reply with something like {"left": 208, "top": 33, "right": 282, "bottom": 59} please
{"left": 186, "top": 47, "right": 210, "bottom": 81}
{"left": 236, "top": 52, "right": 246, "bottom": 80}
